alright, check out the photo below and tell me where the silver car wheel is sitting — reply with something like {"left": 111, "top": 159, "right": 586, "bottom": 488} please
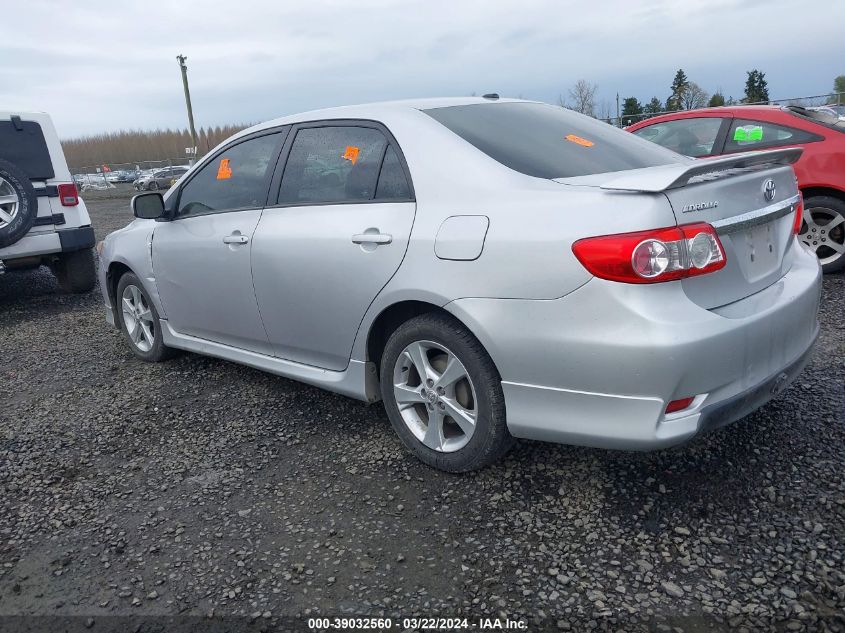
{"left": 392, "top": 340, "right": 478, "bottom": 453}
{"left": 799, "top": 205, "right": 845, "bottom": 266}
{"left": 0, "top": 175, "right": 20, "bottom": 229}
{"left": 121, "top": 284, "right": 155, "bottom": 353}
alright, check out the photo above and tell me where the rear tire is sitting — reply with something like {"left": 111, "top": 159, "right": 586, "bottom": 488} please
{"left": 54, "top": 248, "right": 97, "bottom": 293}
{"left": 800, "top": 196, "right": 845, "bottom": 273}
{"left": 380, "top": 313, "right": 514, "bottom": 473}
{"left": 116, "top": 272, "right": 176, "bottom": 362}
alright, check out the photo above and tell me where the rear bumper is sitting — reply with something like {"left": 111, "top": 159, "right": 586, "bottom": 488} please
{"left": 446, "top": 241, "right": 822, "bottom": 450}
{"left": 695, "top": 337, "right": 815, "bottom": 437}
{"left": 0, "top": 226, "right": 94, "bottom": 259}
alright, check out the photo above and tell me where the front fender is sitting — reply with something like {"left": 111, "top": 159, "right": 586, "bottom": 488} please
{"left": 100, "top": 220, "right": 165, "bottom": 320}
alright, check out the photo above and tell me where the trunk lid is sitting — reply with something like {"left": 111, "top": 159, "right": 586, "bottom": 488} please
{"left": 663, "top": 164, "right": 799, "bottom": 308}
{"left": 555, "top": 148, "right": 803, "bottom": 309}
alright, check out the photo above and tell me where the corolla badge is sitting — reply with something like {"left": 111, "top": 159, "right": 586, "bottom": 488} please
{"left": 681, "top": 200, "right": 719, "bottom": 213}
{"left": 763, "top": 179, "right": 776, "bottom": 202}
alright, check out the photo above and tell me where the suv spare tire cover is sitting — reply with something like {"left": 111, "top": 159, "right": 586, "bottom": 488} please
{"left": 0, "top": 158, "right": 39, "bottom": 248}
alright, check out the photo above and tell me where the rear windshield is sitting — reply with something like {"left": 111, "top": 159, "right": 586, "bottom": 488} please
{"left": 423, "top": 102, "right": 675, "bottom": 179}
{"left": 784, "top": 106, "right": 845, "bottom": 132}
{"left": 0, "top": 119, "right": 54, "bottom": 180}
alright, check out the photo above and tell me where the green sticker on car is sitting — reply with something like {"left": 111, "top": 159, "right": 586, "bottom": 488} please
{"left": 734, "top": 125, "right": 763, "bottom": 142}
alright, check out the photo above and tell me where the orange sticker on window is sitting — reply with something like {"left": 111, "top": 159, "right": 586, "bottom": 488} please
{"left": 216, "top": 158, "right": 232, "bottom": 180}
{"left": 342, "top": 146, "right": 360, "bottom": 164}
{"left": 565, "top": 134, "right": 594, "bottom": 147}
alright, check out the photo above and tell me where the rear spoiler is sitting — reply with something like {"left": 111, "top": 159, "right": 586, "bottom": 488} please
{"left": 598, "top": 147, "right": 803, "bottom": 192}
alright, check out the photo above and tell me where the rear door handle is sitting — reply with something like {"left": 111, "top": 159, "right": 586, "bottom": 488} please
{"left": 223, "top": 234, "right": 249, "bottom": 245}
{"left": 351, "top": 233, "right": 392, "bottom": 245}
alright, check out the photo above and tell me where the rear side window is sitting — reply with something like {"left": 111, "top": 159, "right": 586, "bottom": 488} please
{"left": 0, "top": 120, "right": 55, "bottom": 180}
{"left": 423, "top": 102, "right": 675, "bottom": 179}
{"left": 723, "top": 119, "right": 822, "bottom": 153}
{"left": 278, "top": 126, "right": 388, "bottom": 204}
{"left": 632, "top": 118, "right": 726, "bottom": 157}
{"left": 177, "top": 133, "right": 281, "bottom": 217}
{"left": 375, "top": 146, "right": 411, "bottom": 200}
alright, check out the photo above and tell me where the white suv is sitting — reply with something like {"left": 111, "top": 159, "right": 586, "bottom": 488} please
{"left": 0, "top": 110, "right": 96, "bottom": 292}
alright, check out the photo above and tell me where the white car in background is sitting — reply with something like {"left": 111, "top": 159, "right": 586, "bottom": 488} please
{"left": 0, "top": 110, "right": 96, "bottom": 291}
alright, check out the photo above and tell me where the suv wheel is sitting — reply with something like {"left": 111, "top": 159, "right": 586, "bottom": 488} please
{"left": 149, "top": 181, "right": 160, "bottom": 191}
{"left": 116, "top": 272, "right": 176, "bottom": 362}
{"left": 0, "top": 158, "right": 38, "bottom": 248}
{"left": 53, "top": 248, "right": 97, "bottom": 293}
{"left": 380, "top": 313, "right": 514, "bottom": 472}
{"left": 800, "top": 196, "right": 845, "bottom": 273}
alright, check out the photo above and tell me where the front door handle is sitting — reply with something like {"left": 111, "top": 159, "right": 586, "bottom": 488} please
{"left": 351, "top": 232, "right": 392, "bottom": 245}
{"left": 223, "top": 233, "right": 249, "bottom": 245}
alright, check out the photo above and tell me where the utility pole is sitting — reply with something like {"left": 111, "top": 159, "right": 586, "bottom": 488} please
{"left": 176, "top": 54, "right": 199, "bottom": 163}
{"left": 616, "top": 92, "right": 621, "bottom": 127}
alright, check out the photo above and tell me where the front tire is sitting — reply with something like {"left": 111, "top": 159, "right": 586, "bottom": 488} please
{"left": 799, "top": 196, "right": 845, "bottom": 273}
{"left": 116, "top": 272, "right": 176, "bottom": 362}
{"left": 380, "top": 313, "right": 513, "bottom": 473}
{"left": 54, "top": 248, "right": 96, "bottom": 293}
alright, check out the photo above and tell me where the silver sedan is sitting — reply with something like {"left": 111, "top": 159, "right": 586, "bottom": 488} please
{"left": 98, "top": 98, "right": 821, "bottom": 472}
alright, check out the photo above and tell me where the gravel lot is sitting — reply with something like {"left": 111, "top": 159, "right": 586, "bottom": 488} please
{"left": 1, "top": 196, "right": 843, "bottom": 631}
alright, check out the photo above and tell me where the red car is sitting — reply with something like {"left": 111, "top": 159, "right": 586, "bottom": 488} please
{"left": 627, "top": 106, "right": 845, "bottom": 272}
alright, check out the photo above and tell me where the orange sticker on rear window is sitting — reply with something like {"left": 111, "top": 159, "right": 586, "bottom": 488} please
{"left": 342, "top": 146, "right": 360, "bottom": 164}
{"left": 565, "top": 134, "right": 594, "bottom": 147}
{"left": 216, "top": 158, "right": 232, "bottom": 180}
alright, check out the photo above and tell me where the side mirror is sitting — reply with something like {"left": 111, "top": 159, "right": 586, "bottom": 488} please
{"left": 132, "top": 192, "right": 166, "bottom": 219}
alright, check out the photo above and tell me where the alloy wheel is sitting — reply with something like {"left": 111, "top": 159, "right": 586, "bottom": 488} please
{"left": 392, "top": 340, "right": 478, "bottom": 453}
{"left": 0, "top": 175, "right": 20, "bottom": 230}
{"left": 121, "top": 284, "right": 155, "bottom": 352}
{"left": 799, "top": 206, "right": 845, "bottom": 267}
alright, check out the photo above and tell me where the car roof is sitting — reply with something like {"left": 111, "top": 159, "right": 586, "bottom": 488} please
{"left": 627, "top": 105, "right": 788, "bottom": 127}
{"left": 238, "top": 97, "right": 532, "bottom": 136}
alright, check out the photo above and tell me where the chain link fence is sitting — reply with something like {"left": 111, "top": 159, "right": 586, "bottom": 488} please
{"left": 71, "top": 158, "right": 192, "bottom": 191}
{"left": 604, "top": 92, "right": 844, "bottom": 127}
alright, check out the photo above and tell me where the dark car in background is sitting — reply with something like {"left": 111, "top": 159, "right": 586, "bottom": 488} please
{"left": 628, "top": 106, "right": 845, "bottom": 272}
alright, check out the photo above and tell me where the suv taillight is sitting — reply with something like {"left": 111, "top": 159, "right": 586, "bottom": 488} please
{"left": 572, "top": 223, "right": 726, "bottom": 284}
{"left": 792, "top": 194, "right": 804, "bottom": 235}
{"left": 57, "top": 183, "right": 79, "bottom": 207}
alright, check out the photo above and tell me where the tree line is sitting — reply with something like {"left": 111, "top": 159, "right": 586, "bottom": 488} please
{"left": 563, "top": 68, "right": 774, "bottom": 125}
{"left": 62, "top": 124, "right": 250, "bottom": 171}
{"left": 618, "top": 68, "right": 771, "bottom": 125}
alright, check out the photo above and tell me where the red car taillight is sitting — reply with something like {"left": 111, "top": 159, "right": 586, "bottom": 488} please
{"left": 572, "top": 223, "right": 726, "bottom": 284}
{"left": 792, "top": 194, "right": 804, "bottom": 235}
{"left": 57, "top": 183, "right": 79, "bottom": 207}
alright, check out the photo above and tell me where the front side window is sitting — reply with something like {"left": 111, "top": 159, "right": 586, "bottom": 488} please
{"left": 723, "top": 119, "right": 821, "bottom": 153}
{"left": 424, "top": 102, "right": 677, "bottom": 179}
{"left": 278, "top": 126, "right": 390, "bottom": 204}
{"left": 177, "top": 133, "right": 281, "bottom": 217}
{"left": 632, "top": 117, "right": 726, "bottom": 157}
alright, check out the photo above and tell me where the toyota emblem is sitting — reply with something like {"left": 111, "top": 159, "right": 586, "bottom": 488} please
{"left": 763, "top": 179, "right": 776, "bottom": 202}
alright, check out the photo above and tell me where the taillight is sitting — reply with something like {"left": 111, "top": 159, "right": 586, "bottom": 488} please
{"left": 572, "top": 223, "right": 726, "bottom": 284}
{"left": 792, "top": 195, "right": 804, "bottom": 235}
{"left": 57, "top": 183, "right": 79, "bottom": 207}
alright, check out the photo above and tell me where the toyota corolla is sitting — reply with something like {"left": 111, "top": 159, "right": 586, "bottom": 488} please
{"left": 98, "top": 98, "right": 821, "bottom": 472}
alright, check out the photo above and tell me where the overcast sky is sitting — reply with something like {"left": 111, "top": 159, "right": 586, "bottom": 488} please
{"left": 2, "top": 0, "right": 843, "bottom": 138}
